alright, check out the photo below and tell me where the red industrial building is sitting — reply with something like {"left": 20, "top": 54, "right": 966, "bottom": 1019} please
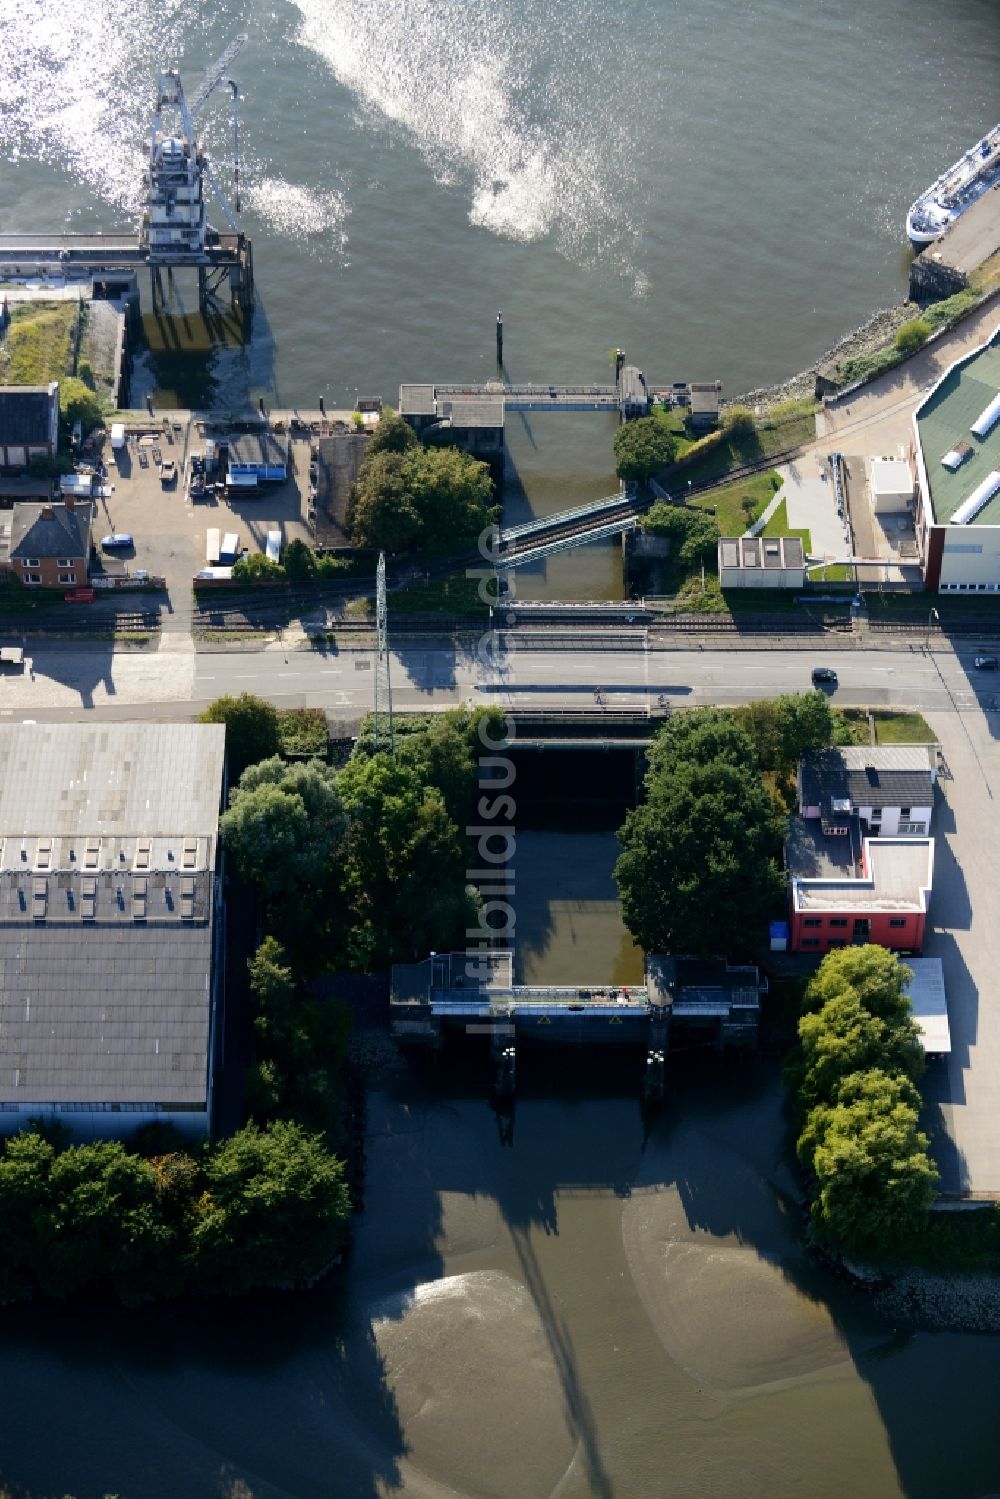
{"left": 786, "top": 815, "right": 933, "bottom": 956}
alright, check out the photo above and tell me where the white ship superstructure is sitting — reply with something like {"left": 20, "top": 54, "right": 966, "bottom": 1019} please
{"left": 906, "top": 124, "right": 1000, "bottom": 246}
{"left": 140, "top": 35, "right": 246, "bottom": 264}
{"left": 144, "top": 111, "right": 207, "bottom": 258}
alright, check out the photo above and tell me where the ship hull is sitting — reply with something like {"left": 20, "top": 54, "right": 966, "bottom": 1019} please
{"left": 906, "top": 124, "right": 1000, "bottom": 247}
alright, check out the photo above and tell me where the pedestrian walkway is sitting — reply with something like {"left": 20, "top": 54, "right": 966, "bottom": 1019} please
{"left": 742, "top": 491, "right": 784, "bottom": 538}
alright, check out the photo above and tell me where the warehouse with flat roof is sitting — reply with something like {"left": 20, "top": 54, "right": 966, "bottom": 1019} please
{"left": 912, "top": 328, "right": 1000, "bottom": 591}
{"left": 0, "top": 723, "right": 226, "bottom": 1139}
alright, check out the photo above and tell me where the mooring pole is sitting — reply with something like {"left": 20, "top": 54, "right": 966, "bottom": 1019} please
{"left": 496, "top": 310, "right": 503, "bottom": 369}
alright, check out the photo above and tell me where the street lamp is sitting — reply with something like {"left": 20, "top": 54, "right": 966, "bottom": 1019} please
{"left": 926, "top": 606, "right": 940, "bottom": 650}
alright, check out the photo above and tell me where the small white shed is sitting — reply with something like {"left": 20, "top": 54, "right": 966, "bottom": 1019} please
{"left": 870, "top": 456, "right": 914, "bottom": 513}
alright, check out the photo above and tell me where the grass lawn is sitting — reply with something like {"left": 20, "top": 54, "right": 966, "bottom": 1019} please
{"left": 388, "top": 574, "right": 489, "bottom": 617}
{"left": 873, "top": 710, "right": 935, "bottom": 745}
{"left": 688, "top": 470, "right": 782, "bottom": 535}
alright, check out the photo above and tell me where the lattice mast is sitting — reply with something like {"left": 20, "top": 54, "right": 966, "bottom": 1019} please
{"left": 374, "top": 552, "right": 394, "bottom": 753}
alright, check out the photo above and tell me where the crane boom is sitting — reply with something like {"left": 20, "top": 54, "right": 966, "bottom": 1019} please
{"left": 189, "top": 33, "right": 248, "bottom": 116}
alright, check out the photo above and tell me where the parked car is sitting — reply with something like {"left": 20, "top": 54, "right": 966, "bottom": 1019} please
{"left": 160, "top": 459, "right": 177, "bottom": 485}
{"left": 811, "top": 666, "right": 838, "bottom": 686}
{"left": 100, "top": 533, "right": 134, "bottom": 550}
{"left": 974, "top": 655, "right": 999, "bottom": 670}
{"left": 65, "top": 587, "right": 96, "bottom": 603}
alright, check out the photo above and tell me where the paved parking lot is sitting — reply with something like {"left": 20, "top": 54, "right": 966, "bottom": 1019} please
{"left": 100, "top": 424, "right": 316, "bottom": 616}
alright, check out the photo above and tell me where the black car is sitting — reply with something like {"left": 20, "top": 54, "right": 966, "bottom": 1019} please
{"left": 811, "top": 667, "right": 838, "bottom": 686}
{"left": 974, "top": 655, "right": 998, "bottom": 670}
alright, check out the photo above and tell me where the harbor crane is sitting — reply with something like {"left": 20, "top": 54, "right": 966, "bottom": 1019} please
{"left": 142, "top": 34, "right": 253, "bottom": 311}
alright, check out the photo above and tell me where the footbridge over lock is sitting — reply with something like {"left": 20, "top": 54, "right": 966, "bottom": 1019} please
{"left": 390, "top": 951, "right": 764, "bottom": 1101}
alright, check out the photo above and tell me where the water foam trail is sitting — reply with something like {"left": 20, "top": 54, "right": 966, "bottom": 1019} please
{"left": 291, "top": 0, "right": 646, "bottom": 268}
{"left": 0, "top": 0, "right": 349, "bottom": 251}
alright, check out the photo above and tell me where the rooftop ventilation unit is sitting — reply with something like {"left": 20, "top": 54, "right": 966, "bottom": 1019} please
{"left": 970, "top": 391, "right": 1000, "bottom": 439}
{"left": 952, "top": 469, "right": 1000, "bottom": 526}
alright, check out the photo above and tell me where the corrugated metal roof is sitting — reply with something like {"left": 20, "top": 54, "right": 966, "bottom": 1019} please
{"left": 0, "top": 723, "right": 226, "bottom": 839}
{"left": 902, "top": 956, "right": 951, "bottom": 1053}
{"left": 0, "top": 923, "right": 213, "bottom": 1104}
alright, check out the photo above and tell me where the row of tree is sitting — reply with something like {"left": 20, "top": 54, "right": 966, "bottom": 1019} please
{"left": 219, "top": 705, "right": 494, "bottom": 971}
{"left": 346, "top": 410, "right": 496, "bottom": 553}
{"left": 0, "top": 1119, "right": 351, "bottom": 1304}
{"left": 786, "top": 946, "right": 938, "bottom": 1257}
{"left": 614, "top": 696, "right": 837, "bottom": 957}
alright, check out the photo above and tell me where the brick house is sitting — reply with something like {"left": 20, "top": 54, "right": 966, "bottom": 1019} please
{"left": 8, "top": 496, "right": 93, "bottom": 588}
{"left": 0, "top": 383, "right": 60, "bottom": 470}
{"left": 786, "top": 814, "right": 933, "bottom": 955}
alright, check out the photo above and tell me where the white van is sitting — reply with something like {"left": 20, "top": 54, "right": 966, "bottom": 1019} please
{"left": 206, "top": 528, "right": 222, "bottom": 565}
{"left": 265, "top": 529, "right": 282, "bottom": 563}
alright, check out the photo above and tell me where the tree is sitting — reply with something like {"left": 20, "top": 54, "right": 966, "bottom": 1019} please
{"left": 199, "top": 693, "right": 280, "bottom": 780}
{"left": 735, "top": 691, "right": 834, "bottom": 773}
{"left": 641, "top": 501, "right": 719, "bottom": 566}
{"left": 797, "top": 1069, "right": 938, "bottom": 1254}
{"left": 394, "top": 707, "right": 498, "bottom": 827}
{"left": 366, "top": 407, "right": 418, "bottom": 457}
{"left": 613, "top": 417, "right": 678, "bottom": 480}
{"left": 0, "top": 1130, "right": 57, "bottom": 1301}
{"left": 791, "top": 989, "right": 925, "bottom": 1113}
{"left": 406, "top": 445, "right": 495, "bottom": 552}
{"left": 347, "top": 451, "right": 422, "bottom": 551}
{"left": 348, "top": 446, "right": 494, "bottom": 554}
{"left": 802, "top": 945, "right": 915, "bottom": 1025}
{"left": 246, "top": 937, "right": 350, "bottom": 1129}
{"left": 222, "top": 757, "right": 346, "bottom": 901}
{"left": 40, "top": 1141, "right": 175, "bottom": 1302}
{"left": 192, "top": 1120, "right": 350, "bottom": 1293}
{"left": 646, "top": 707, "right": 755, "bottom": 777}
{"left": 58, "top": 376, "right": 103, "bottom": 434}
{"left": 282, "top": 537, "right": 317, "bottom": 582}
{"left": 615, "top": 755, "right": 785, "bottom": 956}
{"left": 337, "top": 752, "right": 477, "bottom": 967}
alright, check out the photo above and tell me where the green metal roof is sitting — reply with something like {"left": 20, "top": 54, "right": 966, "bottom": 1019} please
{"left": 916, "top": 335, "right": 1000, "bottom": 526}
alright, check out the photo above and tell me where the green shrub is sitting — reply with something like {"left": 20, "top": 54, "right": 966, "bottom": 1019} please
{"left": 923, "top": 289, "right": 980, "bottom": 331}
{"left": 894, "top": 319, "right": 931, "bottom": 355}
{"left": 232, "top": 553, "right": 285, "bottom": 583}
{"left": 722, "top": 404, "right": 755, "bottom": 436}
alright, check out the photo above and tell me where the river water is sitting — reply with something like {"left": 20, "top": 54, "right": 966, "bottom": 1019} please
{"left": 1, "top": 0, "right": 998, "bottom": 603}
{"left": 2, "top": 3, "right": 1000, "bottom": 1494}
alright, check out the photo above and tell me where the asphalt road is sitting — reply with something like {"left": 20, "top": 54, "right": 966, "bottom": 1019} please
{"left": 3, "top": 634, "right": 999, "bottom": 725}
